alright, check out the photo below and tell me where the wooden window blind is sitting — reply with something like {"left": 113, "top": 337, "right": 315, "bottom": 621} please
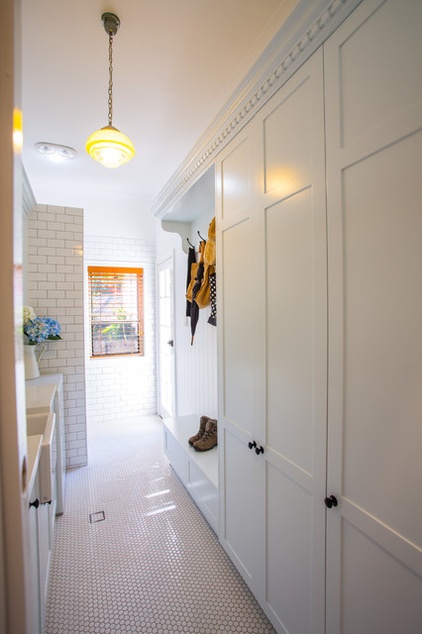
{"left": 88, "top": 266, "right": 144, "bottom": 357}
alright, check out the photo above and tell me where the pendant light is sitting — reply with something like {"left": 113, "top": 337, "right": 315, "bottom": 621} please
{"left": 86, "top": 12, "right": 135, "bottom": 169}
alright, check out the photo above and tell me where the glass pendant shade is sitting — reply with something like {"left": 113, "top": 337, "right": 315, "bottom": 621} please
{"left": 86, "top": 125, "right": 135, "bottom": 169}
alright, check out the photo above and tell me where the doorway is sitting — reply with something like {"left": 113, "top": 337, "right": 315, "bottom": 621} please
{"left": 157, "top": 255, "right": 176, "bottom": 418}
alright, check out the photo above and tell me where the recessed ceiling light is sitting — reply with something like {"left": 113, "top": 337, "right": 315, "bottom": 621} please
{"left": 35, "top": 142, "right": 77, "bottom": 161}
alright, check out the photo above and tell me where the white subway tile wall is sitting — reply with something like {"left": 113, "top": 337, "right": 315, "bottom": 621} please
{"left": 84, "top": 236, "right": 157, "bottom": 423}
{"left": 28, "top": 204, "right": 87, "bottom": 468}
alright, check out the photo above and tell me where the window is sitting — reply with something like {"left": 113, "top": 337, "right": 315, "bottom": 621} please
{"left": 88, "top": 266, "right": 144, "bottom": 357}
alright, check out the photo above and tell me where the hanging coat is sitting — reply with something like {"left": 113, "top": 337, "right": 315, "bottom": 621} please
{"left": 189, "top": 240, "right": 206, "bottom": 345}
{"left": 195, "top": 263, "right": 214, "bottom": 308}
{"left": 185, "top": 245, "right": 196, "bottom": 317}
{"left": 195, "top": 217, "right": 216, "bottom": 310}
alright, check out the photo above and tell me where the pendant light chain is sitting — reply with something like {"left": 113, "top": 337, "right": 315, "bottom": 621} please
{"left": 86, "top": 12, "right": 135, "bottom": 168}
{"left": 108, "top": 31, "right": 113, "bottom": 127}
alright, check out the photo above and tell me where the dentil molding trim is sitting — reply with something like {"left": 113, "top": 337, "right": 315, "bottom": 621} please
{"left": 151, "top": 0, "right": 363, "bottom": 219}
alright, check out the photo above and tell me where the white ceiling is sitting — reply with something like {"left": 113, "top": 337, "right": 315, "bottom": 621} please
{"left": 21, "top": 0, "right": 298, "bottom": 214}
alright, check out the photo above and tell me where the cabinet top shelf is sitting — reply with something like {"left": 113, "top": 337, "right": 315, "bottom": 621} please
{"left": 161, "top": 166, "right": 215, "bottom": 223}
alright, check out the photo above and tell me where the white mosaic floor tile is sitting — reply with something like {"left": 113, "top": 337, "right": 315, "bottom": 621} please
{"left": 44, "top": 416, "right": 275, "bottom": 633}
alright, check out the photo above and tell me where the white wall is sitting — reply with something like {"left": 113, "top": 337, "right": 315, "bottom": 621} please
{"left": 84, "top": 235, "right": 156, "bottom": 422}
{"left": 83, "top": 194, "right": 155, "bottom": 240}
{"left": 84, "top": 201, "right": 157, "bottom": 423}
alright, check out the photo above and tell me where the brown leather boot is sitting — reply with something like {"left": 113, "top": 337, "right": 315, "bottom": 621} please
{"left": 193, "top": 419, "right": 217, "bottom": 451}
{"left": 188, "top": 415, "right": 209, "bottom": 446}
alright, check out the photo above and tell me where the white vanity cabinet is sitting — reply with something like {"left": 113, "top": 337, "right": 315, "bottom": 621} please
{"left": 27, "top": 435, "right": 42, "bottom": 634}
{"left": 26, "top": 373, "right": 66, "bottom": 517}
{"left": 26, "top": 434, "right": 50, "bottom": 634}
{"left": 25, "top": 374, "right": 67, "bottom": 632}
{"left": 216, "top": 1, "right": 422, "bottom": 632}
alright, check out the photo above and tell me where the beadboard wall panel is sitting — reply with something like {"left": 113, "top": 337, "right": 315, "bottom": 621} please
{"left": 158, "top": 222, "right": 218, "bottom": 422}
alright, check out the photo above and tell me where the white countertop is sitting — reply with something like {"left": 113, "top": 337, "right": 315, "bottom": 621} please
{"left": 26, "top": 382, "right": 56, "bottom": 414}
{"left": 26, "top": 373, "right": 62, "bottom": 387}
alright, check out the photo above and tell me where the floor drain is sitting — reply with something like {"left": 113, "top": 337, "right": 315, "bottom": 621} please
{"left": 89, "top": 511, "right": 106, "bottom": 523}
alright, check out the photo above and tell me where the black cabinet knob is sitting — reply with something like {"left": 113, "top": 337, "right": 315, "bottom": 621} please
{"left": 248, "top": 440, "right": 257, "bottom": 450}
{"left": 167, "top": 340, "right": 174, "bottom": 347}
{"left": 255, "top": 445, "right": 264, "bottom": 455}
{"left": 324, "top": 495, "right": 338, "bottom": 509}
{"left": 29, "top": 498, "right": 40, "bottom": 509}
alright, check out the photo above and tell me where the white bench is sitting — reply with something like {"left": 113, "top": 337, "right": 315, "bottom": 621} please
{"left": 162, "top": 415, "right": 219, "bottom": 534}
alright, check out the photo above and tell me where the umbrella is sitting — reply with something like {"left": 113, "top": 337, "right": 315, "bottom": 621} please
{"left": 190, "top": 240, "right": 206, "bottom": 345}
{"left": 185, "top": 242, "right": 196, "bottom": 317}
{"left": 207, "top": 270, "right": 217, "bottom": 326}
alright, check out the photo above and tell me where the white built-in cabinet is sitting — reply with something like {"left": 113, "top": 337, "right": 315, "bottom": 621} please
{"left": 324, "top": 0, "right": 422, "bottom": 631}
{"left": 216, "top": 0, "right": 422, "bottom": 632}
{"left": 25, "top": 375, "right": 66, "bottom": 633}
{"left": 27, "top": 436, "right": 51, "bottom": 634}
{"left": 163, "top": 415, "right": 219, "bottom": 533}
{"left": 27, "top": 450, "right": 42, "bottom": 634}
{"left": 217, "top": 46, "right": 327, "bottom": 634}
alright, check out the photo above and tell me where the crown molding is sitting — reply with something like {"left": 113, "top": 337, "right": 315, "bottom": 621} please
{"left": 151, "top": 0, "right": 363, "bottom": 219}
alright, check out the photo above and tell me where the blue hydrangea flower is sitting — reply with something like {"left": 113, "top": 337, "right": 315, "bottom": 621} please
{"left": 24, "top": 317, "right": 50, "bottom": 344}
{"left": 43, "top": 317, "right": 61, "bottom": 338}
{"left": 23, "top": 313, "right": 62, "bottom": 344}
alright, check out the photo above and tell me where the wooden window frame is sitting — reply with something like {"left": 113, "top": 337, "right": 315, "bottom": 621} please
{"left": 88, "top": 265, "right": 144, "bottom": 359}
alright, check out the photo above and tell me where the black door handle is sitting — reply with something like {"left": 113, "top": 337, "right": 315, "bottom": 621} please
{"left": 324, "top": 495, "right": 338, "bottom": 509}
{"left": 248, "top": 440, "right": 257, "bottom": 450}
{"left": 255, "top": 445, "right": 264, "bottom": 455}
{"left": 29, "top": 498, "right": 40, "bottom": 509}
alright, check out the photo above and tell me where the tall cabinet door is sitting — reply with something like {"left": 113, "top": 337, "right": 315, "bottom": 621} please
{"left": 217, "top": 124, "right": 265, "bottom": 595}
{"left": 258, "top": 49, "right": 328, "bottom": 634}
{"left": 218, "top": 48, "right": 328, "bottom": 633}
{"left": 325, "top": 0, "right": 422, "bottom": 632}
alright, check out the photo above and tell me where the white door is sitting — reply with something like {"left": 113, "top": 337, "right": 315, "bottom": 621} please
{"left": 218, "top": 50, "right": 328, "bottom": 634}
{"left": 217, "top": 124, "right": 265, "bottom": 596}
{"left": 258, "top": 49, "right": 328, "bottom": 634}
{"left": 325, "top": 0, "right": 422, "bottom": 631}
{"left": 157, "top": 256, "right": 175, "bottom": 418}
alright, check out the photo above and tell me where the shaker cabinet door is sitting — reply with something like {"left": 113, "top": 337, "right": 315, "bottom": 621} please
{"left": 218, "top": 50, "right": 328, "bottom": 634}
{"left": 217, "top": 124, "right": 265, "bottom": 595}
{"left": 259, "top": 48, "right": 328, "bottom": 634}
{"left": 325, "top": 0, "right": 422, "bottom": 632}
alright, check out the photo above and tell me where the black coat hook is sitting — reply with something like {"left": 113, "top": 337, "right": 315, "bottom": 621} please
{"left": 197, "top": 230, "right": 206, "bottom": 241}
{"left": 187, "top": 237, "right": 195, "bottom": 248}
